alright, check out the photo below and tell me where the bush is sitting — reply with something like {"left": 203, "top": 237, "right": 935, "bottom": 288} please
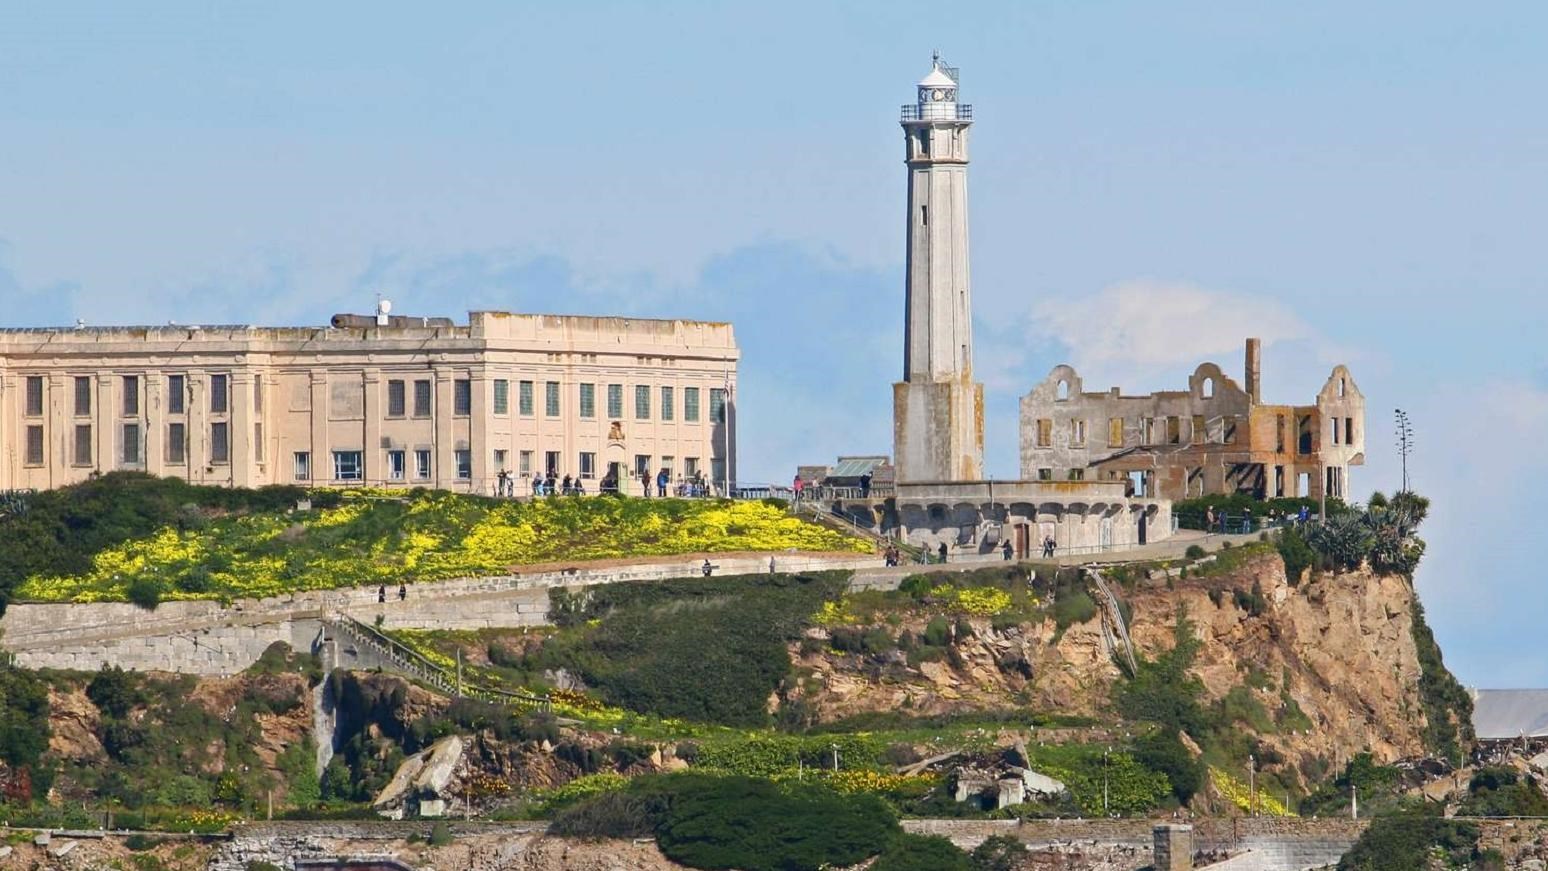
{"left": 1337, "top": 809, "right": 1479, "bottom": 870}
{"left": 970, "top": 834, "right": 1029, "bottom": 871}
{"left": 549, "top": 789, "right": 668, "bottom": 839}
{"left": 125, "top": 576, "right": 163, "bottom": 610}
{"left": 869, "top": 834, "right": 972, "bottom": 871}
{"left": 427, "top": 820, "right": 453, "bottom": 846}
{"left": 924, "top": 616, "right": 951, "bottom": 648}
{"left": 1133, "top": 731, "right": 1204, "bottom": 804}
{"left": 654, "top": 775, "right": 897, "bottom": 871}
{"left": 1275, "top": 528, "right": 1316, "bottom": 584}
{"left": 1184, "top": 544, "right": 1206, "bottom": 559}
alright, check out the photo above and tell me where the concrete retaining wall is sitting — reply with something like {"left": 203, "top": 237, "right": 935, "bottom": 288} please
{"left": 0, "top": 553, "right": 877, "bottom": 675}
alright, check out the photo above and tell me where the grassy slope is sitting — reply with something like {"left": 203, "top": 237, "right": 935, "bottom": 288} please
{"left": 2, "top": 473, "right": 867, "bottom": 604}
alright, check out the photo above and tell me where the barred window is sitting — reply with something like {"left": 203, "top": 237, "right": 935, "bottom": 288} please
{"left": 660, "top": 386, "right": 674, "bottom": 421}
{"left": 387, "top": 380, "right": 406, "bottom": 417}
{"left": 684, "top": 387, "right": 700, "bottom": 422}
{"left": 579, "top": 383, "right": 596, "bottom": 418}
{"left": 519, "top": 381, "right": 534, "bottom": 416}
{"left": 635, "top": 385, "right": 651, "bottom": 420}
{"left": 453, "top": 379, "right": 472, "bottom": 415}
{"left": 493, "top": 379, "right": 510, "bottom": 415}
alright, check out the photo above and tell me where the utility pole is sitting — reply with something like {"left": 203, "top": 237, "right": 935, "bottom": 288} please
{"left": 455, "top": 648, "right": 462, "bottom": 698}
{"left": 1103, "top": 747, "right": 1111, "bottom": 816}
{"left": 1249, "top": 754, "right": 1257, "bottom": 818}
{"left": 1351, "top": 784, "right": 1358, "bottom": 820}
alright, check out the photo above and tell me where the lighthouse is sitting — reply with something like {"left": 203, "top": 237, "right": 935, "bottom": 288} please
{"left": 893, "top": 55, "right": 985, "bottom": 483}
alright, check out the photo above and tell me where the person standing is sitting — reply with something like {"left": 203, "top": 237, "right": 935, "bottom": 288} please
{"left": 377, "top": 585, "right": 386, "bottom": 603}
{"left": 1042, "top": 536, "right": 1056, "bottom": 559}
{"left": 1002, "top": 540, "right": 1013, "bottom": 561}
{"left": 937, "top": 542, "right": 948, "bottom": 563}
{"left": 793, "top": 474, "right": 805, "bottom": 503}
{"left": 657, "top": 468, "right": 669, "bottom": 498}
{"left": 860, "top": 471, "right": 872, "bottom": 498}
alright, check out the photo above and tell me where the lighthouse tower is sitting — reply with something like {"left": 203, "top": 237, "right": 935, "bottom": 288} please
{"left": 893, "top": 56, "right": 985, "bottom": 483}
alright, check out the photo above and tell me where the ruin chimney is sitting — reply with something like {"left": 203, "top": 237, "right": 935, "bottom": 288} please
{"left": 1245, "top": 338, "right": 1262, "bottom": 403}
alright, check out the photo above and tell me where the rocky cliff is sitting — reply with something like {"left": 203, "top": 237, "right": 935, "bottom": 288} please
{"left": 793, "top": 547, "right": 1463, "bottom": 791}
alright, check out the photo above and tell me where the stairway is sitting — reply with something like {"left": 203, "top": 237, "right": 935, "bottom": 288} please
{"left": 1086, "top": 567, "right": 1140, "bottom": 676}
{"left": 323, "top": 614, "right": 551, "bottom": 712}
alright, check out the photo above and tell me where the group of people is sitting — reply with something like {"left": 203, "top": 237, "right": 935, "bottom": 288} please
{"left": 1202, "top": 504, "right": 1311, "bottom": 534}
{"left": 493, "top": 467, "right": 715, "bottom": 499}
{"left": 791, "top": 471, "right": 875, "bottom": 502}
{"left": 377, "top": 583, "right": 407, "bottom": 603}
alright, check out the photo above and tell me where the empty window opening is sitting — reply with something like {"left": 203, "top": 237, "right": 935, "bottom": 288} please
{"left": 1167, "top": 416, "right": 1181, "bottom": 445}
{"left": 1338, "top": 377, "right": 1346, "bottom": 397}
{"left": 1276, "top": 414, "right": 1287, "bottom": 453}
{"left": 1191, "top": 415, "right": 1206, "bottom": 445}
{"left": 1108, "top": 417, "right": 1124, "bottom": 448}
{"left": 1298, "top": 415, "right": 1314, "bottom": 455}
{"left": 1056, "top": 380, "right": 1070, "bottom": 401}
{"left": 1345, "top": 417, "right": 1355, "bottom": 444}
{"left": 921, "top": 205, "right": 928, "bottom": 225}
{"left": 1201, "top": 377, "right": 1215, "bottom": 399}
{"left": 1036, "top": 418, "right": 1052, "bottom": 447}
{"left": 1071, "top": 419, "right": 1087, "bottom": 446}
{"left": 1224, "top": 416, "right": 1239, "bottom": 445}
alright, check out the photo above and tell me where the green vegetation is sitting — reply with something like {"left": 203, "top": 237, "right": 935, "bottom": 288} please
{"left": 1337, "top": 807, "right": 1480, "bottom": 870}
{"left": 542, "top": 571, "right": 850, "bottom": 726}
{"left": 0, "top": 666, "right": 52, "bottom": 798}
{"left": 869, "top": 834, "right": 973, "bottom": 871}
{"left": 657, "top": 777, "right": 894, "bottom": 870}
{"left": 1300, "top": 753, "right": 1402, "bottom": 818}
{"left": 1411, "top": 599, "right": 1474, "bottom": 765}
{"left": 1174, "top": 494, "right": 1341, "bottom": 530}
{"left": 1458, "top": 767, "right": 1548, "bottom": 817}
{"left": 3, "top": 473, "right": 865, "bottom": 606}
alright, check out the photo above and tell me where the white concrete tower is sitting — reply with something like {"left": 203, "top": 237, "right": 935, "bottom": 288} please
{"left": 893, "top": 55, "right": 985, "bottom": 483}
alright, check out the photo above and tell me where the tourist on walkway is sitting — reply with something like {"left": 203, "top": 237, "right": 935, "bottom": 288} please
{"left": 702, "top": 559, "right": 714, "bottom": 577}
{"left": 937, "top": 542, "right": 948, "bottom": 563}
{"left": 657, "top": 468, "right": 669, "bottom": 498}
{"left": 793, "top": 474, "right": 805, "bottom": 503}
{"left": 1002, "top": 540, "right": 1013, "bottom": 561}
{"left": 1205, "top": 507, "right": 1215, "bottom": 532}
{"left": 860, "top": 472, "right": 872, "bottom": 498}
{"left": 546, "top": 472, "right": 558, "bottom": 496}
{"left": 1042, "top": 536, "right": 1057, "bottom": 559}
{"left": 641, "top": 472, "right": 650, "bottom": 498}
{"left": 398, "top": 584, "right": 406, "bottom": 601}
{"left": 377, "top": 585, "right": 386, "bottom": 603}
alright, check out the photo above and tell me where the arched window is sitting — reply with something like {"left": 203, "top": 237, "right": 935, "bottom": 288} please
{"left": 1201, "top": 377, "right": 1215, "bottom": 399}
{"left": 1056, "top": 380, "right": 1070, "bottom": 401}
{"left": 1338, "top": 377, "right": 1347, "bottom": 397}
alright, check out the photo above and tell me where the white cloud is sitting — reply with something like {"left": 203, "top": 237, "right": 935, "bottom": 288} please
{"left": 1024, "top": 278, "right": 1314, "bottom": 386}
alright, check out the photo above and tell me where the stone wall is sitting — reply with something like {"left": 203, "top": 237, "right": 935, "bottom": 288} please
{"left": 0, "top": 553, "right": 877, "bottom": 675}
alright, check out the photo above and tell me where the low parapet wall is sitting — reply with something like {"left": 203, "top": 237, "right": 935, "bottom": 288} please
{"left": 903, "top": 817, "right": 1367, "bottom": 866}
{"left": 0, "top": 552, "right": 878, "bottom": 675}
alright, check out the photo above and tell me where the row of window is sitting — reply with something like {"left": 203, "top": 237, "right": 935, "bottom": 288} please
{"left": 1034, "top": 414, "right": 1356, "bottom": 452}
{"left": 21, "top": 373, "right": 729, "bottom": 424}
{"left": 397, "top": 378, "right": 726, "bottom": 422}
{"left": 22, "top": 373, "right": 240, "bottom": 418}
{"left": 293, "top": 449, "right": 710, "bottom": 483}
{"left": 21, "top": 420, "right": 251, "bottom": 468}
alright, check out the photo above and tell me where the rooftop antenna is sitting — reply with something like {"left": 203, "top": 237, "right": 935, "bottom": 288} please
{"left": 375, "top": 294, "right": 392, "bottom": 326}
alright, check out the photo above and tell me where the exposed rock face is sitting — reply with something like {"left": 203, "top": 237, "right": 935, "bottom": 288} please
{"left": 794, "top": 552, "right": 1435, "bottom": 786}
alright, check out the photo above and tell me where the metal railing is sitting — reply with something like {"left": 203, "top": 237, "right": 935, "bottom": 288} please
{"left": 900, "top": 104, "right": 974, "bottom": 122}
{"left": 327, "top": 614, "right": 551, "bottom": 712}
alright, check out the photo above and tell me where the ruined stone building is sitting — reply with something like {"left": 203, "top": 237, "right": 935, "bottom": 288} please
{"left": 1019, "top": 339, "right": 1364, "bottom": 502}
{"left": 0, "top": 310, "right": 738, "bottom": 494}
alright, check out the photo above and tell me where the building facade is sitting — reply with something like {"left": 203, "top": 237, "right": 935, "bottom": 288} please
{"left": 0, "top": 310, "right": 738, "bottom": 494}
{"left": 892, "top": 56, "right": 985, "bottom": 483}
{"left": 1019, "top": 339, "right": 1364, "bottom": 503}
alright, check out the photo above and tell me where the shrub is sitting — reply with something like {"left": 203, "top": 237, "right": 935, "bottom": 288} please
{"left": 125, "top": 576, "right": 163, "bottom": 610}
{"left": 427, "top": 820, "right": 453, "bottom": 846}
{"left": 970, "top": 834, "right": 1029, "bottom": 871}
{"left": 1275, "top": 528, "right": 1316, "bottom": 584}
{"left": 654, "top": 775, "right": 897, "bottom": 871}
{"left": 549, "top": 789, "right": 668, "bottom": 839}
{"left": 924, "top": 616, "right": 951, "bottom": 648}
{"left": 1113, "top": 611, "right": 1208, "bottom": 736}
{"left": 1337, "top": 809, "right": 1479, "bottom": 870}
{"left": 870, "top": 834, "right": 972, "bottom": 871}
{"left": 1184, "top": 544, "right": 1206, "bottom": 560}
{"left": 1133, "top": 731, "right": 1204, "bottom": 804}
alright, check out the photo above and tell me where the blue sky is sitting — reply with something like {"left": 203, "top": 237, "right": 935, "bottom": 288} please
{"left": 3, "top": 2, "right": 1547, "bottom": 687}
